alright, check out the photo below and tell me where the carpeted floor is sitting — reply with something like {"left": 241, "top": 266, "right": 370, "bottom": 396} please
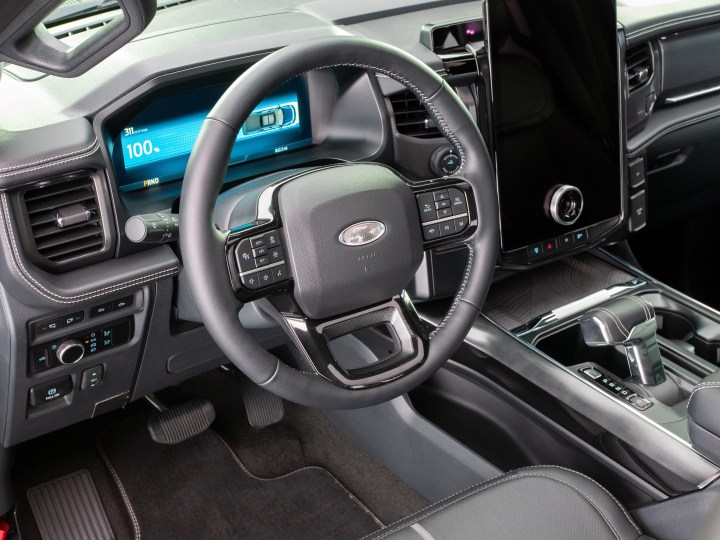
{"left": 97, "top": 414, "right": 382, "bottom": 539}
{"left": 13, "top": 368, "right": 429, "bottom": 540}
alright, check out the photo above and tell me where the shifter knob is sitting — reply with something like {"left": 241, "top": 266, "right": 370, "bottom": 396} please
{"left": 580, "top": 296, "right": 666, "bottom": 386}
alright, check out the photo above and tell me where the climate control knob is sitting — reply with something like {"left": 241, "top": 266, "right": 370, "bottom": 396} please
{"left": 547, "top": 185, "right": 584, "bottom": 226}
{"left": 56, "top": 339, "right": 85, "bottom": 365}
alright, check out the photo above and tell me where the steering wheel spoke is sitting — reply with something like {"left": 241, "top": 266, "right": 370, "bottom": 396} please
{"left": 264, "top": 291, "right": 428, "bottom": 389}
{"left": 410, "top": 179, "right": 477, "bottom": 249}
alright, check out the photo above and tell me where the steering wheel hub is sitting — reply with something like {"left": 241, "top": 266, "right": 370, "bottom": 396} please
{"left": 278, "top": 164, "right": 423, "bottom": 319}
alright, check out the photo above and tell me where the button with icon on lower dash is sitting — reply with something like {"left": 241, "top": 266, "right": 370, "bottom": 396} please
{"left": 527, "top": 243, "right": 543, "bottom": 259}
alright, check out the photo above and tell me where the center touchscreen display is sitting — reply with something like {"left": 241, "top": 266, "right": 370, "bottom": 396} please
{"left": 487, "top": 0, "right": 621, "bottom": 253}
{"left": 114, "top": 77, "right": 312, "bottom": 192}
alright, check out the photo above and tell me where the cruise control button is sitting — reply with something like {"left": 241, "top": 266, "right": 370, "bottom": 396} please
{"left": 255, "top": 255, "right": 271, "bottom": 267}
{"left": 236, "top": 239, "right": 256, "bottom": 273}
{"left": 422, "top": 224, "right": 441, "bottom": 240}
{"left": 268, "top": 246, "right": 284, "bottom": 262}
{"left": 242, "top": 273, "right": 260, "bottom": 290}
{"left": 437, "top": 208, "right": 453, "bottom": 219}
{"left": 453, "top": 217, "right": 468, "bottom": 233}
{"left": 448, "top": 188, "right": 468, "bottom": 215}
{"left": 258, "top": 269, "right": 274, "bottom": 287}
{"left": 264, "top": 231, "right": 281, "bottom": 248}
{"left": 435, "top": 199, "right": 451, "bottom": 209}
{"left": 433, "top": 190, "right": 449, "bottom": 201}
{"left": 439, "top": 221, "right": 454, "bottom": 237}
{"left": 417, "top": 193, "right": 436, "bottom": 223}
{"left": 253, "top": 246, "right": 268, "bottom": 257}
{"left": 251, "top": 237, "right": 266, "bottom": 249}
{"left": 272, "top": 264, "right": 288, "bottom": 282}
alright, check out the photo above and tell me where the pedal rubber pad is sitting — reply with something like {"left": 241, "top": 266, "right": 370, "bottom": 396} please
{"left": 147, "top": 399, "right": 216, "bottom": 444}
{"left": 240, "top": 377, "right": 284, "bottom": 429}
{"left": 27, "top": 470, "right": 114, "bottom": 540}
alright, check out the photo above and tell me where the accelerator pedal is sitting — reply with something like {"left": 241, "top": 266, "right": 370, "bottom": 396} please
{"left": 239, "top": 377, "right": 284, "bottom": 429}
{"left": 146, "top": 397, "right": 216, "bottom": 444}
{"left": 27, "top": 470, "right": 114, "bottom": 540}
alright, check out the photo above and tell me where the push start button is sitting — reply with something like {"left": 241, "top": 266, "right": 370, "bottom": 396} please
{"left": 29, "top": 376, "right": 73, "bottom": 407}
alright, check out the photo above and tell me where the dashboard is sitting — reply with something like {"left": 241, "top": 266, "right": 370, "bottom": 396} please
{"left": 1, "top": 0, "right": 720, "bottom": 446}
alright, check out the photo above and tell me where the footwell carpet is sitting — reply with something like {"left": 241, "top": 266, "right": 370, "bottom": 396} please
{"left": 97, "top": 415, "right": 382, "bottom": 539}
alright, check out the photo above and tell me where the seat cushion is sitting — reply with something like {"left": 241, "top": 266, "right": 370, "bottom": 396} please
{"left": 363, "top": 466, "right": 647, "bottom": 540}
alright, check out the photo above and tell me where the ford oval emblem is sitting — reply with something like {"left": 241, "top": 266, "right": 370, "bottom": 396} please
{"left": 338, "top": 221, "right": 386, "bottom": 247}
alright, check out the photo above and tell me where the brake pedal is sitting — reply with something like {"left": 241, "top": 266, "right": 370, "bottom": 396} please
{"left": 146, "top": 398, "right": 216, "bottom": 444}
{"left": 239, "top": 377, "right": 284, "bottom": 429}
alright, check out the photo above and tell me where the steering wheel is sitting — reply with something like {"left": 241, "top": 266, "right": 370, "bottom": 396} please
{"left": 180, "top": 36, "right": 498, "bottom": 409}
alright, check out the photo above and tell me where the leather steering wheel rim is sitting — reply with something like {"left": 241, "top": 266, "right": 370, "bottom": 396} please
{"left": 179, "top": 36, "right": 499, "bottom": 409}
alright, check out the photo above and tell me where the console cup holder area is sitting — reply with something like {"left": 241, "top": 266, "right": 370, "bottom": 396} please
{"left": 534, "top": 323, "right": 631, "bottom": 380}
{"left": 642, "top": 293, "right": 720, "bottom": 367}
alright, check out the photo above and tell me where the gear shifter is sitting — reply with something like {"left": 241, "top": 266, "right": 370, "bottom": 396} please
{"left": 580, "top": 296, "right": 666, "bottom": 386}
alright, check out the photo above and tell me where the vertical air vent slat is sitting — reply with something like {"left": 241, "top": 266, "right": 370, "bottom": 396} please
{"left": 626, "top": 43, "right": 653, "bottom": 93}
{"left": 23, "top": 176, "right": 105, "bottom": 264}
{"left": 389, "top": 91, "right": 440, "bottom": 138}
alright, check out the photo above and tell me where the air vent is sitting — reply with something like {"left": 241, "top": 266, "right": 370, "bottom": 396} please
{"left": 626, "top": 44, "right": 653, "bottom": 93}
{"left": 23, "top": 175, "right": 105, "bottom": 265}
{"left": 49, "top": 0, "right": 197, "bottom": 40}
{"left": 389, "top": 91, "right": 441, "bottom": 138}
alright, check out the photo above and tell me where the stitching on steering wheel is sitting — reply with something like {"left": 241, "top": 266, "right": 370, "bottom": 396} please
{"left": 429, "top": 245, "right": 474, "bottom": 339}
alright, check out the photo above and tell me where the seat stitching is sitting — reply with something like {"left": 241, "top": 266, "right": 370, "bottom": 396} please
{"left": 0, "top": 139, "right": 99, "bottom": 173}
{"left": 0, "top": 142, "right": 100, "bottom": 178}
{"left": 519, "top": 465, "right": 642, "bottom": 534}
{"left": 96, "top": 438, "right": 141, "bottom": 539}
{"left": 0, "top": 193, "right": 178, "bottom": 303}
{"left": 587, "top": 307, "right": 630, "bottom": 339}
{"left": 364, "top": 473, "right": 626, "bottom": 540}
{"left": 687, "top": 382, "right": 720, "bottom": 412}
{"left": 429, "top": 246, "right": 474, "bottom": 339}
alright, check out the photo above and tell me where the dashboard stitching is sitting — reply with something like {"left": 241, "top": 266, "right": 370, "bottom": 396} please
{"left": 362, "top": 472, "right": 624, "bottom": 540}
{"left": 0, "top": 193, "right": 178, "bottom": 303}
{"left": 628, "top": 10, "right": 720, "bottom": 38}
{"left": 0, "top": 139, "right": 99, "bottom": 173}
{"left": 308, "top": 63, "right": 466, "bottom": 172}
{"left": 0, "top": 144, "right": 101, "bottom": 179}
{"left": 429, "top": 245, "right": 474, "bottom": 339}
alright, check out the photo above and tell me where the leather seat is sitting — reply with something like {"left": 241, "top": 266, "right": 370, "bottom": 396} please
{"left": 365, "top": 466, "right": 649, "bottom": 540}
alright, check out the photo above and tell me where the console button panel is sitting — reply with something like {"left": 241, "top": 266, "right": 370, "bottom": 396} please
{"left": 579, "top": 366, "right": 653, "bottom": 411}
{"left": 235, "top": 228, "right": 292, "bottom": 291}
{"left": 29, "top": 318, "right": 133, "bottom": 374}
{"left": 416, "top": 186, "right": 470, "bottom": 241}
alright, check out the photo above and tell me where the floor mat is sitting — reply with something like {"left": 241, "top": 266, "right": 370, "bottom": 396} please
{"left": 97, "top": 415, "right": 382, "bottom": 540}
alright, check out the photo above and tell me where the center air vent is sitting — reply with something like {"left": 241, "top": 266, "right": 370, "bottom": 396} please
{"left": 22, "top": 175, "right": 105, "bottom": 266}
{"left": 626, "top": 43, "right": 654, "bottom": 93}
{"left": 389, "top": 91, "right": 440, "bottom": 138}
